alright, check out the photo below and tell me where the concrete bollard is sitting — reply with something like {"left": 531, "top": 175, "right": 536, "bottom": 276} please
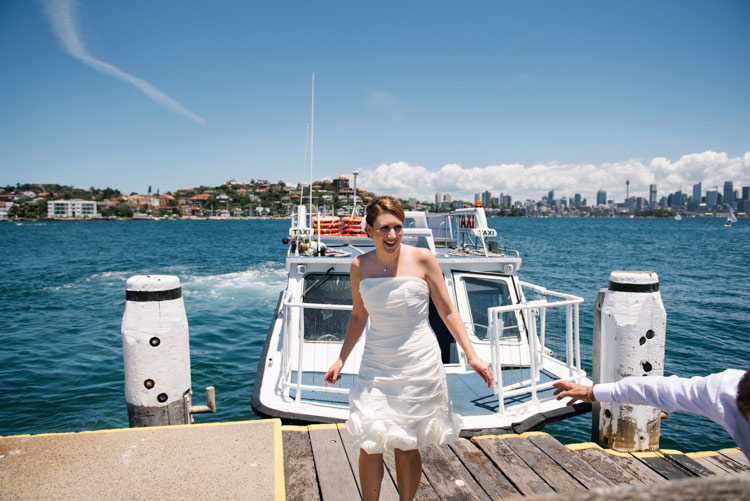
{"left": 122, "top": 275, "right": 192, "bottom": 427}
{"left": 592, "top": 270, "right": 667, "bottom": 451}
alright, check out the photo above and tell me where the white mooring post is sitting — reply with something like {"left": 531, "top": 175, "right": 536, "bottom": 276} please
{"left": 121, "top": 275, "right": 215, "bottom": 427}
{"left": 592, "top": 270, "right": 666, "bottom": 451}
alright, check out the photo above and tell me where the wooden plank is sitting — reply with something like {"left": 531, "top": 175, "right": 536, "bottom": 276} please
{"left": 502, "top": 435, "right": 583, "bottom": 493}
{"left": 687, "top": 455, "right": 734, "bottom": 476}
{"left": 448, "top": 439, "right": 520, "bottom": 498}
{"left": 631, "top": 452, "right": 693, "bottom": 480}
{"left": 566, "top": 444, "right": 643, "bottom": 486}
{"left": 512, "top": 473, "right": 750, "bottom": 501}
{"left": 382, "top": 449, "right": 437, "bottom": 501}
{"left": 336, "top": 424, "right": 399, "bottom": 501}
{"left": 598, "top": 449, "right": 668, "bottom": 485}
{"left": 308, "top": 425, "right": 361, "bottom": 501}
{"left": 282, "top": 429, "right": 321, "bottom": 501}
{"left": 659, "top": 450, "right": 715, "bottom": 477}
{"left": 472, "top": 436, "right": 554, "bottom": 495}
{"left": 719, "top": 448, "right": 750, "bottom": 468}
{"left": 705, "top": 453, "right": 750, "bottom": 473}
{"left": 419, "top": 444, "right": 490, "bottom": 500}
{"left": 528, "top": 434, "right": 612, "bottom": 489}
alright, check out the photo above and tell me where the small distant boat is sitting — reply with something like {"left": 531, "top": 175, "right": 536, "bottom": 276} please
{"left": 674, "top": 213, "right": 682, "bottom": 221}
{"left": 725, "top": 208, "right": 737, "bottom": 227}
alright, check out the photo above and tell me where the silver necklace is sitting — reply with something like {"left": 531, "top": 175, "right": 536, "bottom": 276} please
{"left": 375, "top": 254, "right": 398, "bottom": 272}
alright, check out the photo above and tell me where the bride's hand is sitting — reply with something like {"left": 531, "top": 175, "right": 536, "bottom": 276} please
{"left": 468, "top": 356, "right": 494, "bottom": 388}
{"left": 324, "top": 358, "right": 344, "bottom": 386}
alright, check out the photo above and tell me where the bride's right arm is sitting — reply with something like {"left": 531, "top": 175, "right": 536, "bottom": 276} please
{"left": 324, "top": 257, "right": 368, "bottom": 386}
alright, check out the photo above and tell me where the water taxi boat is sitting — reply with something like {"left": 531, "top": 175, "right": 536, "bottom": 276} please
{"left": 252, "top": 204, "right": 592, "bottom": 435}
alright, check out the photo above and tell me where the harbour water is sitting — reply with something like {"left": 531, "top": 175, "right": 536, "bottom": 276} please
{"left": 1, "top": 217, "right": 747, "bottom": 453}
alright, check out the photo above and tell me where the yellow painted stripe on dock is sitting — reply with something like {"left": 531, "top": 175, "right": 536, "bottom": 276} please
{"left": 632, "top": 451, "right": 662, "bottom": 458}
{"left": 0, "top": 418, "right": 278, "bottom": 439}
{"left": 470, "top": 433, "right": 521, "bottom": 441}
{"left": 336, "top": 423, "right": 347, "bottom": 431}
{"left": 308, "top": 423, "right": 339, "bottom": 431}
{"left": 687, "top": 451, "right": 719, "bottom": 458}
{"left": 281, "top": 425, "right": 309, "bottom": 432}
{"left": 566, "top": 442, "right": 602, "bottom": 451}
{"left": 719, "top": 448, "right": 741, "bottom": 454}
{"left": 519, "top": 431, "right": 548, "bottom": 438}
{"left": 660, "top": 449, "right": 684, "bottom": 455}
{"left": 273, "top": 419, "right": 286, "bottom": 501}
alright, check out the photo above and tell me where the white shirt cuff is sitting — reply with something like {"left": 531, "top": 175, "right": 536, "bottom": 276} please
{"left": 593, "top": 383, "right": 616, "bottom": 402}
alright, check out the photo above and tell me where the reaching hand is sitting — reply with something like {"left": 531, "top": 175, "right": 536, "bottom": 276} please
{"left": 468, "top": 356, "right": 494, "bottom": 388}
{"left": 552, "top": 380, "right": 592, "bottom": 405}
{"left": 324, "top": 358, "right": 344, "bottom": 386}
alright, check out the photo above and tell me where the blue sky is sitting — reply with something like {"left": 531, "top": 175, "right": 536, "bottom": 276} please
{"left": 1, "top": 0, "right": 748, "bottom": 202}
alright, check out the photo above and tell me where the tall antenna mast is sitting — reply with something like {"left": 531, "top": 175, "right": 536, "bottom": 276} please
{"left": 309, "top": 73, "right": 315, "bottom": 220}
{"left": 301, "top": 121, "right": 309, "bottom": 206}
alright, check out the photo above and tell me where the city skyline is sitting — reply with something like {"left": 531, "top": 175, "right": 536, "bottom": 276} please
{"left": 1, "top": 2, "right": 749, "bottom": 199}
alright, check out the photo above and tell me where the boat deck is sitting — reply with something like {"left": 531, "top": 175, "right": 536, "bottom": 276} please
{"left": 284, "top": 424, "right": 750, "bottom": 500}
{"left": 288, "top": 368, "right": 559, "bottom": 415}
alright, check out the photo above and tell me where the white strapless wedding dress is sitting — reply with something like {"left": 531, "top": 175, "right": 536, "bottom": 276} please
{"left": 347, "top": 276, "right": 462, "bottom": 454}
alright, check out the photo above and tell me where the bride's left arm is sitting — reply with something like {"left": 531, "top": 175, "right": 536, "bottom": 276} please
{"left": 420, "top": 248, "right": 493, "bottom": 387}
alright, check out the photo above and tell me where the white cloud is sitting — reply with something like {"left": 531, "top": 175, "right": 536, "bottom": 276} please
{"left": 41, "top": 0, "right": 206, "bottom": 125}
{"left": 353, "top": 151, "right": 750, "bottom": 203}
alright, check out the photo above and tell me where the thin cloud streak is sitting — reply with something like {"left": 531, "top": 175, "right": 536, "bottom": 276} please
{"left": 41, "top": 0, "right": 206, "bottom": 125}
{"left": 354, "top": 151, "right": 750, "bottom": 203}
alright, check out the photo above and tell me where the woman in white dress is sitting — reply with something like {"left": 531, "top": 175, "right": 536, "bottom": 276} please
{"left": 324, "top": 196, "right": 493, "bottom": 501}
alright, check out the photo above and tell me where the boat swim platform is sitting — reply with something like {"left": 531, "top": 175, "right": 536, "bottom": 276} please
{"left": 1, "top": 420, "right": 748, "bottom": 500}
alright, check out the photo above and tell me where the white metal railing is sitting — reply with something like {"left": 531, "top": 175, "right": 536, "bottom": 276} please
{"left": 488, "top": 283, "right": 585, "bottom": 414}
{"left": 280, "top": 298, "right": 354, "bottom": 403}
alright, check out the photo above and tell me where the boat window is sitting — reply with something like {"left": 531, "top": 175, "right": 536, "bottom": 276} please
{"left": 463, "top": 276, "right": 520, "bottom": 340}
{"left": 302, "top": 273, "right": 352, "bottom": 342}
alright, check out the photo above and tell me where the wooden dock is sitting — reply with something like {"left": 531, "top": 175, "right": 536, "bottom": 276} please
{"left": 283, "top": 424, "right": 750, "bottom": 500}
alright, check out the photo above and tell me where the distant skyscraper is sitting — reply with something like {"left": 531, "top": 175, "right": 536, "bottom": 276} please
{"left": 444, "top": 193, "right": 451, "bottom": 202}
{"left": 724, "top": 181, "right": 734, "bottom": 206}
{"left": 435, "top": 192, "right": 441, "bottom": 207}
{"left": 693, "top": 182, "right": 701, "bottom": 204}
{"left": 743, "top": 186, "right": 750, "bottom": 202}
{"left": 649, "top": 184, "right": 657, "bottom": 208}
{"left": 669, "top": 190, "right": 683, "bottom": 210}
{"left": 548, "top": 190, "right": 554, "bottom": 202}
{"left": 481, "top": 190, "right": 492, "bottom": 208}
{"left": 574, "top": 193, "right": 582, "bottom": 208}
{"left": 597, "top": 190, "right": 606, "bottom": 206}
{"left": 705, "top": 189, "right": 719, "bottom": 208}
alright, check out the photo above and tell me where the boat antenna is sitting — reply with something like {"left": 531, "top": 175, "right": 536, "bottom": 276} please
{"left": 301, "top": 120, "right": 309, "bottom": 207}
{"left": 309, "top": 72, "right": 315, "bottom": 224}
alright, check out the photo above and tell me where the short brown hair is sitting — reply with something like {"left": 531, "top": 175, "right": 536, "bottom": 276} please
{"left": 365, "top": 196, "right": 405, "bottom": 227}
{"left": 738, "top": 369, "right": 750, "bottom": 421}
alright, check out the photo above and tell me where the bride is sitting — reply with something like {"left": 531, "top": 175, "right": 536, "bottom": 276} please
{"left": 324, "top": 196, "right": 493, "bottom": 501}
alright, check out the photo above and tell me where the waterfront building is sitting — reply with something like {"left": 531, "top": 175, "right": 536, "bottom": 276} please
{"left": 481, "top": 190, "right": 492, "bottom": 208}
{"left": 47, "top": 199, "right": 99, "bottom": 219}
{"left": 596, "top": 190, "right": 606, "bottom": 206}
{"left": 723, "top": 181, "right": 734, "bottom": 206}
{"left": 332, "top": 176, "right": 349, "bottom": 191}
{"left": 649, "top": 184, "right": 657, "bottom": 208}
{"left": 0, "top": 201, "right": 13, "bottom": 219}
{"left": 502, "top": 195, "right": 512, "bottom": 209}
{"left": 743, "top": 186, "right": 749, "bottom": 203}
{"left": 693, "top": 182, "right": 702, "bottom": 204}
{"left": 705, "top": 189, "right": 719, "bottom": 208}
{"left": 574, "top": 193, "right": 582, "bottom": 208}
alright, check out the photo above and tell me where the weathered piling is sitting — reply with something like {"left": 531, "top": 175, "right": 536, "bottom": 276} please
{"left": 122, "top": 275, "right": 193, "bottom": 426}
{"left": 592, "top": 271, "right": 667, "bottom": 451}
